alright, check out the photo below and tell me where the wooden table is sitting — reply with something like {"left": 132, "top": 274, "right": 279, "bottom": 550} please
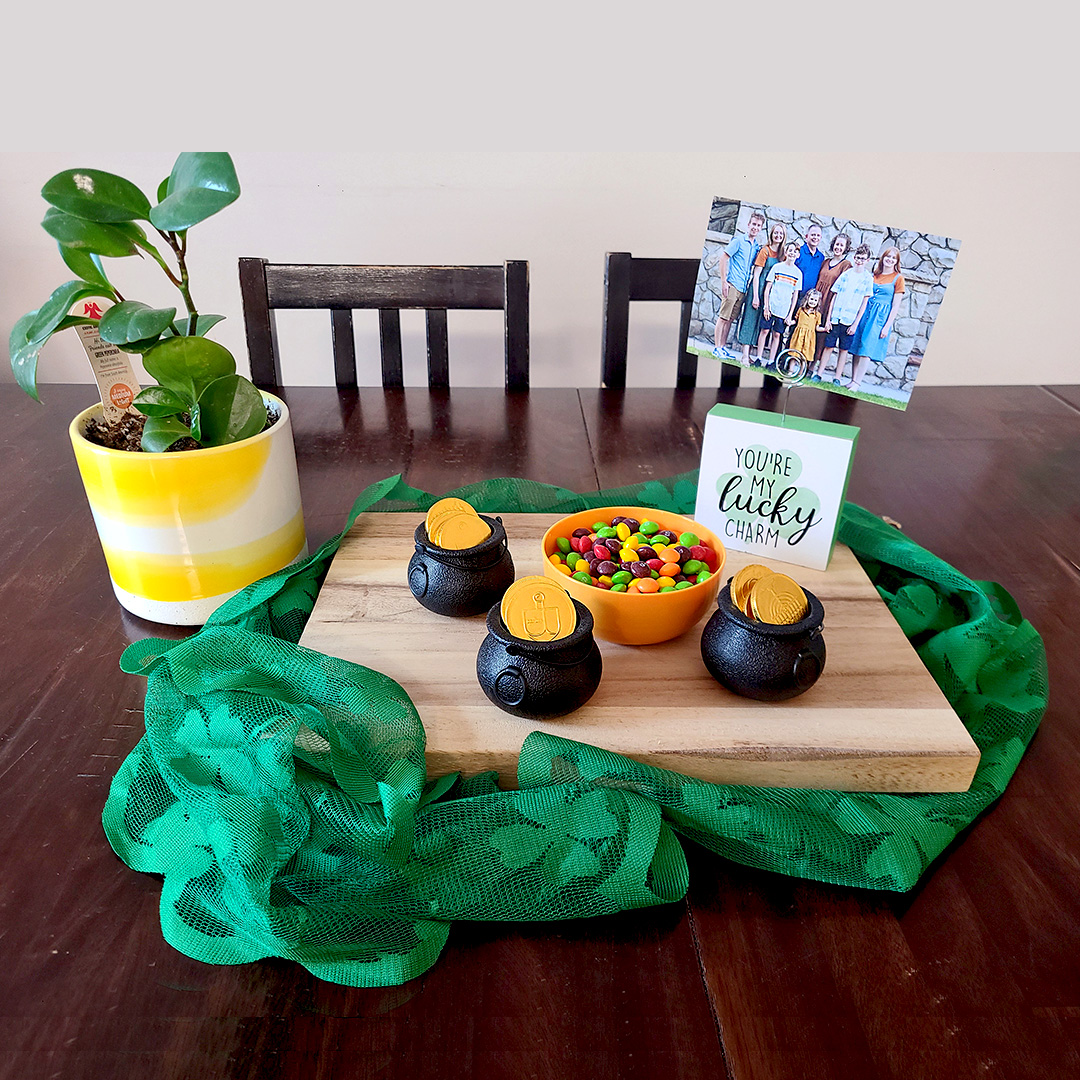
{"left": 2, "top": 382, "right": 1078, "bottom": 1079}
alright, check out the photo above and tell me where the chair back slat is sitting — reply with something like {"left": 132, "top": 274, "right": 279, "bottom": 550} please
{"left": 331, "top": 310, "right": 357, "bottom": 389}
{"left": 265, "top": 265, "right": 506, "bottom": 310}
{"left": 240, "top": 258, "right": 528, "bottom": 390}
{"left": 378, "top": 309, "right": 404, "bottom": 387}
{"left": 675, "top": 300, "right": 696, "bottom": 389}
{"left": 426, "top": 309, "right": 450, "bottom": 387}
{"left": 504, "top": 260, "right": 530, "bottom": 391}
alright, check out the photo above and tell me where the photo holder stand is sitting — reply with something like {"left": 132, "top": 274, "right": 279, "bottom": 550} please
{"left": 694, "top": 345, "right": 859, "bottom": 572}
{"left": 773, "top": 344, "right": 809, "bottom": 425}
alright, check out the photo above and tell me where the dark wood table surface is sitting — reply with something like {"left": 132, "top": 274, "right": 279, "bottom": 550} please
{"left": 2, "top": 382, "right": 1078, "bottom": 1080}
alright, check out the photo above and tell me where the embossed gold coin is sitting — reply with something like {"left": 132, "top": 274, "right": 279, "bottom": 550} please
{"left": 425, "top": 497, "right": 479, "bottom": 538}
{"left": 731, "top": 563, "right": 773, "bottom": 613}
{"left": 431, "top": 510, "right": 492, "bottom": 550}
{"left": 500, "top": 575, "right": 577, "bottom": 642}
{"left": 749, "top": 573, "right": 809, "bottom": 625}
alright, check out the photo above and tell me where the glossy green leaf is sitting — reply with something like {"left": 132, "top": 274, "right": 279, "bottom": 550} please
{"left": 113, "top": 221, "right": 161, "bottom": 258}
{"left": 58, "top": 245, "right": 111, "bottom": 290}
{"left": 141, "top": 415, "right": 192, "bottom": 453}
{"left": 26, "top": 281, "right": 115, "bottom": 344}
{"left": 142, "top": 335, "right": 236, "bottom": 401}
{"left": 154, "top": 176, "right": 187, "bottom": 240}
{"left": 132, "top": 385, "right": 190, "bottom": 418}
{"left": 10, "top": 310, "right": 96, "bottom": 401}
{"left": 41, "top": 168, "right": 151, "bottom": 223}
{"left": 10, "top": 311, "right": 45, "bottom": 400}
{"left": 118, "top": 335, "right": 175, "bottom": 355}
{"left": 150, "top": 153, "right": 240, "bottom": 231}
{"left": 42, "top": 208, "right": 139, "bottom": 258}
{"left": 195, "top": 375, "right": 265, "bottom": 446}
{"left": 99, "top": 301, "right": 177, "bottom": 347}
{"left": 170, "top": 313, "right": 226, "bottom": 337}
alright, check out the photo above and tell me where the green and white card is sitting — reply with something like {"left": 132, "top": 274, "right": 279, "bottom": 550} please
{"left": 694, "top": 404, "right": 859, "bottom": 571}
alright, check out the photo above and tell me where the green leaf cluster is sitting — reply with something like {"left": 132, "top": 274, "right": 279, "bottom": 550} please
{"left": 8, "top": 153, "right": 260, "bottom": 453}
{"left": 135, "top": 337, "right": 266, "bottom": 451}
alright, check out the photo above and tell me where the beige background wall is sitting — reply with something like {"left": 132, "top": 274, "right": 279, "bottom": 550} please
{"left": 2, "top": 152, "right": 1076, "bottom": 390}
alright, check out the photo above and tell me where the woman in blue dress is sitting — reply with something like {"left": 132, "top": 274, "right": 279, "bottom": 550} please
{"left": 848, "top": 246, "right": 906, "bottom": 391}
{"left": 736, "top": 221, "right": 786, "bottom": 365}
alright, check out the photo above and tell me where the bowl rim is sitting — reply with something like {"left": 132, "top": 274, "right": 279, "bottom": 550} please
{"left": 542, "top": 505, "right": 725, "bottom": 601}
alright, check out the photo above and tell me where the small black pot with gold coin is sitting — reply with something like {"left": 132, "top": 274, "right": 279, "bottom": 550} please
{"left": 477, "top": 576, "right": 603, "bottom": 720}
{"left": 700, "top": 564, "right": 826, "bottom": 701}
{"left": 409, "top": 498, "right": 515, "bottom": 617}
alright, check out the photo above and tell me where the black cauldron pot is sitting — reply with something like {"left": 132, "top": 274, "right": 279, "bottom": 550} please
{"left": 408, "top": 515, "right": 515, "bottom": 617}
{"left": 700, "top": 583, "right": 826, "bottom": 701}
{"left": 477, "top": 598, "right": 603, "bottom": 720}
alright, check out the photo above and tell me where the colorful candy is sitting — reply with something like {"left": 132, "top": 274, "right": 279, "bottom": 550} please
{"left": 547, "top": 515, "right": 719, "bottom": 593}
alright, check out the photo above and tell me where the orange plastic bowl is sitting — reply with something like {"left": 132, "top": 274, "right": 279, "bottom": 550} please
{"left": 541, "top": 506, "right": 725, "bottom": 645}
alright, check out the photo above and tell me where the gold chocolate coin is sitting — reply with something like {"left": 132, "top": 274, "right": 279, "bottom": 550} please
{"left": 749, "top": 573, "right": 809, "bottom": 625}
{"left": 431, "top": 510, "right": 492, "bottom": 550}
{"left": 731, "top": 563, "right": 773, "bottom": 613}
{"left": 500, "top": 575, "right": 577, "bottom": 642}
{"left": 426, "top": 497, "right": 479, "bottom": 538}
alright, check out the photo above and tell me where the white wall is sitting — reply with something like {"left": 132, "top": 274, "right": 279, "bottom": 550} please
{"left": 2, "top": 152, "right": 1077, "bottom": 390}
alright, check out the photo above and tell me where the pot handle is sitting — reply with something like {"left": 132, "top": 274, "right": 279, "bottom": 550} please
{"left": 493, "top": 665, "right": 527, "bottom": 707}
{"left": 793, "top": 648, "right": 822, "bottom": 690}
{"left": 409, "top": 561, "right": 428, "bottom": 598}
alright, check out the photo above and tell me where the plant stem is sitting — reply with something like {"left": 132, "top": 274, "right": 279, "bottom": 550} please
{"left": 138, "top": 237, "right": 182, "bottom": 287}
{"left": 158, "top": 229, "right": 198, "bottom": 334}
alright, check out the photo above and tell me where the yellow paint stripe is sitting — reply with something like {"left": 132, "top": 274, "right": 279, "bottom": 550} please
{"left": 101, "top": 511, "right": 307, "bottom": 601}
{"left": 71, "top": 432, "right": 272, "bottom": 526}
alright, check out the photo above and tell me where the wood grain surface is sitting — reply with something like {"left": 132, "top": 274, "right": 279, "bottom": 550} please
{"left": 300, "top": 513, "right": 978, "bottom": 792}
{"left": 2, "top": 383, "right": 1077, "bottom": 1080}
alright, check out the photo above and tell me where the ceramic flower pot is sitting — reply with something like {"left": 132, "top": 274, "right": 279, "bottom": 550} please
{"left": 69, "top": 392, "right": 307, "bottom": 625}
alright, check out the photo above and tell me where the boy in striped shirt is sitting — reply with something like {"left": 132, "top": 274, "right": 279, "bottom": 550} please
{"left": 758, "top": 241, "right": 803, "bottom": 365}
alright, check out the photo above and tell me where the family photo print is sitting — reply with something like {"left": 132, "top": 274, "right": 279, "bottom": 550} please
{"left": 686, "top": 196, "right": 961, "bottom": 410}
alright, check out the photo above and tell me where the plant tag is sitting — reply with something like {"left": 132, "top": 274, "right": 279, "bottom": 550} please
{"left": 694, "top": 403, "right": 859, "bottom": 571}
{"left": 69, "top": 299, "right": 141, "bottom": 422}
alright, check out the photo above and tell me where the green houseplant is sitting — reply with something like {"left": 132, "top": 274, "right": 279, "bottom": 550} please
{"left": 8, "top": 152, "right": 307, "bottom": 624}
{"left": 10, "top": 152, "right": 266, "bottom": 451}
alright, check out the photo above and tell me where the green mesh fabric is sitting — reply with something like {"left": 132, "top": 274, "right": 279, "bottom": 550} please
{"left": 103, "top": 473, "right": 1048, "bottom": 987}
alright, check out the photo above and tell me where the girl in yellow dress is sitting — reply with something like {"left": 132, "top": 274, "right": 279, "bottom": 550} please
{"left": 787, "top": 288, "right": 824, "bottom": 367}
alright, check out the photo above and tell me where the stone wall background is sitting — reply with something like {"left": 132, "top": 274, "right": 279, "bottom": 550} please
{"left": 691, "top": 197, "right": 961, "bottom": 394}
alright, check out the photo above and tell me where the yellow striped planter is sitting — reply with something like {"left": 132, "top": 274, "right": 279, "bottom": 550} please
{"left": 69, "top": 393, "right": 307, "bottom": 625}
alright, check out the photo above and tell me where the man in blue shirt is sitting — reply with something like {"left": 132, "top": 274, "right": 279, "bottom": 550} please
{"left": 713, "top": 209, "right": 765, "bottom": 356}
{"left": 794, "top": 223, "right": 825, "bottom": 303}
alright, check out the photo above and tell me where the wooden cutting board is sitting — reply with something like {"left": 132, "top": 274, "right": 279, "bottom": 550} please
{"left": 299, "top": 512, "right": 980, "bottom": 793}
